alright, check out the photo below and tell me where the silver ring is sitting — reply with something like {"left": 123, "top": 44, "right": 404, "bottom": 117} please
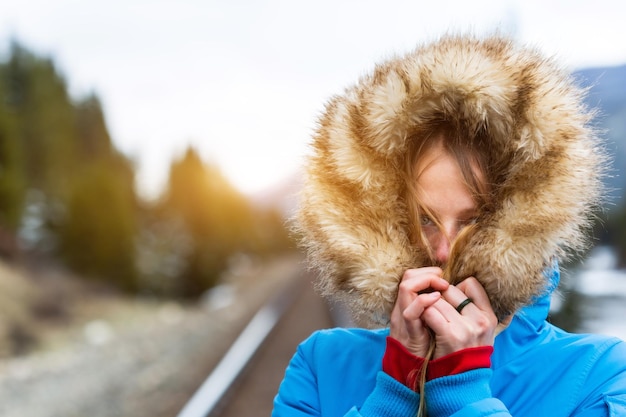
{"left": 456, "top": 298, "right": 473, "bottom": 313}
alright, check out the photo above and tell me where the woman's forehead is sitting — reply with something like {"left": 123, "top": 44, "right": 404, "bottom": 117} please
{"left": 416, "top": 150, "right": 479, "bottom": 215}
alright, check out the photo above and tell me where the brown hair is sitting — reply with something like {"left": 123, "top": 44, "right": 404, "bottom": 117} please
{"left": 404, "top": 120, "right": 494, "bottom": 265}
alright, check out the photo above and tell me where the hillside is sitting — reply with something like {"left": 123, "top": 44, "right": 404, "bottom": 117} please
{"left": 575, "top": 64, "right": 626, "bottom": 207}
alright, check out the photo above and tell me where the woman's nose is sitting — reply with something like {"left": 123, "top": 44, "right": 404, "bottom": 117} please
{"left": 433, "top": 234, "right": 451, "bottom": 264}
{"left": 431, "top": 224, "right": 460, "bottom": 264}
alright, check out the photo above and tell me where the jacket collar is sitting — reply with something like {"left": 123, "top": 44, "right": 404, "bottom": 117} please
{"left": 517, "top": 265, "right": 560, "bottom": 328}
{"left": 493, "top": 265, "right": 560, "bottom": 366}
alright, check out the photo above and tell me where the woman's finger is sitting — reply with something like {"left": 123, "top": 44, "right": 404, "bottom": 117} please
{"left": 418, "top": 277, "right": 500, "bottom": 358}
{"left": 402, "top": 291, "right": 442, "bottom": 321}
{"left": 437, "top": 284, "right": 478, "bottom": 319}
{"left": 395, "top": 268, "right": 448, "bottom": 310}
{"left": 400, "top": 267, "right": 447, "bottom": 292}
{"left": 423, "top": 297, "right": 461, "bottom": 324}
{"left": 456, "top": 277, "right": 492, "bottom": 312}
{"left": 389, "top": 267, "right": 450, "bottom": 357}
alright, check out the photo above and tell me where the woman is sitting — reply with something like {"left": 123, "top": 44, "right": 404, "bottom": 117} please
{"left": 273, "top": 34, "right": 626, "bottom": 416}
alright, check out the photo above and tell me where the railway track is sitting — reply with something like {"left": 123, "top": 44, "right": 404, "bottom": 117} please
{"left": 178, "top": 269, "right": 349, "bottom": 417}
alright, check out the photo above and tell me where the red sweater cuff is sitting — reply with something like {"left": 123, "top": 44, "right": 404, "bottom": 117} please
{"left": 383, "top": 337, "right": 493, "bottom": 388}
{"left": 382, "top": 337, "right": 425, "bottom": 390}
{"left": 426, "top": 345, "right": 493, "bottom": 380}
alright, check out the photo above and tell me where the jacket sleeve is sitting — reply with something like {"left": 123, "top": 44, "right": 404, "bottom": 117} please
{"left": 424, "top": 369, "right": 511, "bottom": 417}
{"left": 272, "top": 331, "right": 421, "bottom": 416}
{"left": 355, "top": 372, "right": 421, "bottom": 416}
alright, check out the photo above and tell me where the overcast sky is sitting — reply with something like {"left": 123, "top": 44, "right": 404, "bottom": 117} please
{"left": 1, "top": 0, "right": 625, "bottom": 198}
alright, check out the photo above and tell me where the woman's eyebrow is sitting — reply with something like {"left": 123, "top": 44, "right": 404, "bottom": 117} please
{"left": 458, "top": 208, "right": 479, "bottom": 218}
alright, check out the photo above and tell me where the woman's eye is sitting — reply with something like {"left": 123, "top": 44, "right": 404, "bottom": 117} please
{"left": 420, "top": 216, "right": 434, "bottom": 226}
{"left": 461, "top": 217, "right": 478, "bottom": 226}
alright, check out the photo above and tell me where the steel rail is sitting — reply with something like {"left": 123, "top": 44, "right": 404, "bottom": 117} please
{"left": 175, "top": 276, "right": 302, "bottom": 417}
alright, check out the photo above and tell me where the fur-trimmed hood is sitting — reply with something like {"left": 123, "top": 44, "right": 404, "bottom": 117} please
{"left": 295, "top": 34, "right": 605, "bottom": 327}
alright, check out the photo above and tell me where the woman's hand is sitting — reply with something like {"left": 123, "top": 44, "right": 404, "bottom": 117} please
{"left": 389, "top": 267, "right": 450, "bottom": 357}
{"left": 421, "top": 277, "right": 499, "bottom": 359}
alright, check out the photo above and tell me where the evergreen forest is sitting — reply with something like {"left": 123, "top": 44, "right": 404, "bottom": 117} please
{"left": 0, "top": 41, "right": 293, "bottom": 300}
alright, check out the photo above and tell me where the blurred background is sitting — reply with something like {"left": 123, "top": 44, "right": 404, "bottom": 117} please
{"left": 0, "top": 1, "right": 625, "bottom": 416}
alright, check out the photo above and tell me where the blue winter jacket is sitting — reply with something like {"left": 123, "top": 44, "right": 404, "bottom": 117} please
{"left": 272, "top": 268, "right": 626, "bottom": 416}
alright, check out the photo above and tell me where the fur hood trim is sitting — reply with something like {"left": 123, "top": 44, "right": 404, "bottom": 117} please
{"left": 295, "top": 34, "right": 605, "bottom": 327}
